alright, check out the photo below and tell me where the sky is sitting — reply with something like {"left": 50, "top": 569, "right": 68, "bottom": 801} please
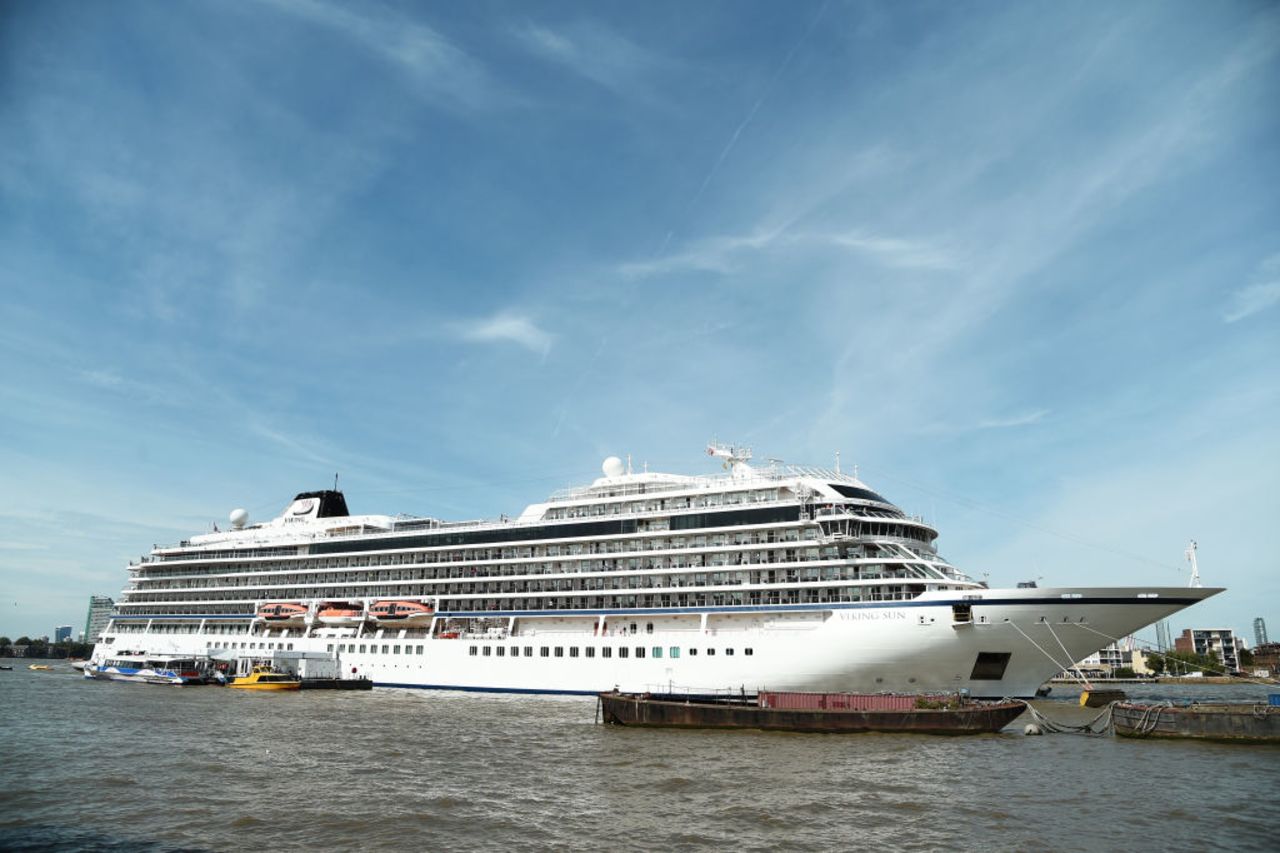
{"left": 1, "top": 0, "right": 1277, "bottom": 645}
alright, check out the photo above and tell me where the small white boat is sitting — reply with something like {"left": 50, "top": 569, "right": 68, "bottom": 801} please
{"left": 84, "top": 654, "right": 209, "bottom": 685}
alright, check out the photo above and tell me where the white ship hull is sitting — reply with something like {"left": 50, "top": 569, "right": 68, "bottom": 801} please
{"left": 97, "top": 587, "right": 1216, "bottom": 698}
{"left": 90, "top": 451, "right": 1224, "bottom": 699}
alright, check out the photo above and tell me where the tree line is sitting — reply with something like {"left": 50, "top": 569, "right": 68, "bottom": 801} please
{"left": 0, "top": 636, "right": 94, "bottom": 659}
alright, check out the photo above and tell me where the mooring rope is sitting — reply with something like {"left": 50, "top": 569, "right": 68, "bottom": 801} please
{"left": 1044, "top": 620, "right": 1094, "bottom": 689}
{"left": 1008, "top": 620, "right": 1090, "bottom": 688}
{"left": 1016, "top": 699, "right": 1116, "bottom": 735}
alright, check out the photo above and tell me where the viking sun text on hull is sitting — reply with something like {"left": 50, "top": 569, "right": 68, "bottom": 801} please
{"left": 88, "top": 445, "right": 1220, "bottom": 697}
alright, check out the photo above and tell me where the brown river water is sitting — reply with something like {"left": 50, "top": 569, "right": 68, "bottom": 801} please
{"left": 1, "top": 667, "right": 1276, "bottom": 852}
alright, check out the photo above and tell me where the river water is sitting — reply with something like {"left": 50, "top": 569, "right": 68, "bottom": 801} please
{"left": 1, "top": 668, "right": 1276, "bottom": 852}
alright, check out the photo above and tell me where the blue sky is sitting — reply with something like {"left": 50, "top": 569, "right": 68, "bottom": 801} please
{"left": 1, "top": 0, "right": 1277, "bottom": 644}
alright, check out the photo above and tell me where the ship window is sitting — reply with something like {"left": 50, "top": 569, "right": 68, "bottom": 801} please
{"left": 326, "top": 644, "right": 334, "bottom": 652}
{"left": 635, "top": 647, "right": 645, "bottom": 658}
{"left": 689, "top": 648, "right": 697, "bottom": 656}
{"left": 669, "top": 647, "right": 680, "bottom": 658}
{"left": 381, "top": 645, "right": 389, "bottom": 654}
{"left": 706, "top": 648, "right": 715, "bottom": 656}
{"left": 726, "top": 648, "right": 734, "bottom": 656}
{"left": 586, "top": 647, "right": 595, "bottom": 658}
{"left": 393, "top": 645, "right": 401, "bottom": 654}
{"left": 970, "top": 652, "right": 1012, "bottom": 680}
{"left": 745, "top": 648, "right": 753, "bottom": 656}
{"left": 359, "top": 644, "right": 367, "bottom": 653}
{"left": 570, "top": 647, "right": 579, "bottom": 658}
{"left": 469, "top": 646, "right": 477, "bottom": 656}
{"left": 618, "top": 647, "right": 628, "bottom": 658}
{"left": 525, "top": 647, "right": 533, "bottom": 656}
{"left": 646, "top": 622, "right": 654, "bottom": 634}
{"left": 541, "top": 647, "right": 549, "bottom": 657}
{"left": 482, "top": 646, "right": 491, "bottom": 656}
{"left": 287, "top": 643, "right": 294, "bottom": 651}
{"left": 416, "top": 646, "right": 424, "bottom": 655}
{"left": 496, "top": 646, "right": 505, "bottom": 657}
{"left": 555, "top": 647, "right": 564, "bottom": 657}
{"left": 652, "top": 647, "right": 662, "bottom": 658}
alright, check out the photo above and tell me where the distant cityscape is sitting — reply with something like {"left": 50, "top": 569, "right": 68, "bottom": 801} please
{"left": 1063, "top": 617, "right": 1277, "bottom": 681}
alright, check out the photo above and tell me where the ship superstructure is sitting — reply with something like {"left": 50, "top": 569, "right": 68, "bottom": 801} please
{"left": 91, "top": 445, "right": 1220, "bottom": 697}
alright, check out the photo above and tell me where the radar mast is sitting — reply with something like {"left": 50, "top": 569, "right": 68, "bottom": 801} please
{"left": 706, "top": 441, "right": 754, "bottom": 478}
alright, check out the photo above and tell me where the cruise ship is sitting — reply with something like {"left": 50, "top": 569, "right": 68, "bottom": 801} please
{"left": 89, "top": 444, "right": 1220, "bottom": 697}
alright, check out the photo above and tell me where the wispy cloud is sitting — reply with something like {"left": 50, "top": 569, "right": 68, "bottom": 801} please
{"left": 513, "top": 20, "right": 668, "bottom": 98}
{"left": 1224, "top": 280, "right": 1280, "bottom": 323}
{"left": 1223, "top": 254, "right": 1280, "bottom": 323}
{"left": 916, "top": 409, "right": 1050, "bottom": 435}
{"left": 820, "top": 231, "right": 960, "bottom": 271}
{"left": 619, "top": 226, "right": 958, "bottom": 277}
{"left": 976, "top": 409, "right": 1050, "bottom": 430}
{"left": 458, "top": 313, "right": 554, "bottom": 357}
{"left": 259, "top": 0, "right": 499, "bottom": 109}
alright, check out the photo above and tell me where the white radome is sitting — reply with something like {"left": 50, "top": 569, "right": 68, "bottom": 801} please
{"left": 601, "top": 456, "right": 625, "bottom": 478}
{"left": 229, "top": 508, "right": 249, "bottom": 529}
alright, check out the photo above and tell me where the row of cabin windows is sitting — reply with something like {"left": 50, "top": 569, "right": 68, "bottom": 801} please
{"left": 123, "top": 579, "right": 930, "bottom": 608}
{"left": 143, "top": 524, "right": 836, "bottom": 574}
{"left": 467, "top": 645, "right": 753, "bottom": 659}
{"left": 206, "top": 640, "right": 296, "bottom": 651}
{"left": 135, "top": 537, "right": 839, "bottom": 583}
{"left": 326, "top": 643, "right": 426, "bottom": 655}
{"left": 547, "top": 489, "right": 783, "bottom": 520}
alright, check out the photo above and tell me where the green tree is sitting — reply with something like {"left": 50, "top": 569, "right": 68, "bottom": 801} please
{"left": 1239, "top": 649, "right": 1254, "bottom": 667}
{"left": 1155, "top": 650, "right": 1219, "bottom": 675}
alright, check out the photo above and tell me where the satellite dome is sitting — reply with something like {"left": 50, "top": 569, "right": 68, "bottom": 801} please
{"left": 229, "top": 508, "right": 249, "bottom": 529}
{"left": 601, "top": 456, "right": 625, "bottom": 478}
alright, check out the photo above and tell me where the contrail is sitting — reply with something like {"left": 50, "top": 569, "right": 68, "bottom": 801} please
{"left": 686, "top": 0, "right": 830, "bottom": 210}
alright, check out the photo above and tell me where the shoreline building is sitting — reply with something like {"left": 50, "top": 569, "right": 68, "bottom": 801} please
{"left": 1073, "top": 639, "right": 1155, "bottom": 677}
{"left": 54, "top": 626, "right": 72, "bottom": 643}
{"left": 1255, "top": 617, "right": 1269, "bottom": 648}
{"left": 84, "top": 596, "right": 114, "bottom": 644}
{"left": 1174, "top": 628, "right": 1243, "bottom": 673}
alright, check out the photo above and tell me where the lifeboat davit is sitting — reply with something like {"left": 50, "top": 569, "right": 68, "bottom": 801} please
{"left": 369, "top": 600, "right": 434, "bottom": 622}
{"left": 317, "top": 602, "right": 364, "bottom": 626}
{"left": 257, "top": 602, "right": 307, "bottom": 622}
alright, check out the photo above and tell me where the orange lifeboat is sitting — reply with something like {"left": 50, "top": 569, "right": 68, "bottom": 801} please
{"left": 317, "top": 601, "right": 364, "bottom": 626}
{"left": 257, "top": 602, "right": 307, "bottom": 622}
{"left": 369, "top": 600, "right": 434, "bottom": 622}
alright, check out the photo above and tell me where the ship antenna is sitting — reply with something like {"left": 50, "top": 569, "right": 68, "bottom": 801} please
{"left": 835, "top": 450, "right": 841, "bottom": 476}
{"left": 334, "top": 472, "right": 339, "bottom": 491}
{"left": 1185, "top": 540, "right": 1201, "bottom": 588}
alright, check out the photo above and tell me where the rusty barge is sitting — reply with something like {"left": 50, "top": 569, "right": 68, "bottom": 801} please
{"left": 598, "top": 690, "right": 1026, "bottom": 735}
{"left": 1111, "top": 701, "right": 1280, "bottom": 742}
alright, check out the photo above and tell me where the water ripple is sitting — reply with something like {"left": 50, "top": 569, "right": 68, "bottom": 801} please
{"left": 0, "top": 673, "right": 1276, "bottom": 851}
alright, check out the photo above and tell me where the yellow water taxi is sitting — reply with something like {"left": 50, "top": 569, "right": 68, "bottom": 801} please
{"left": 28, "top": 664, "right": 53, "bottom": 671}
{"left": 228, "top": 665, "right": 300, "bottom": 691}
